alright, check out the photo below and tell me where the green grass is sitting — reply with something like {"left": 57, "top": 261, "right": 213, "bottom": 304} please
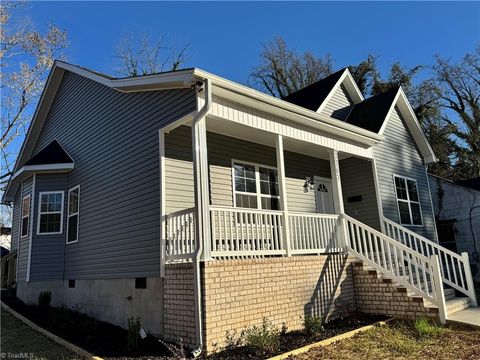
{"left": 1, "top": 309, "right": 84, "bottom": 360}
{"left": 292, "top": 320, "right": 480, "bottom": 360}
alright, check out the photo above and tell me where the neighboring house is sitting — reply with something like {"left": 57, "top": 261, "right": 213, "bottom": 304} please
{"left": 0, "top": 227, "right": 15, "bottom": 288}
{"left": 2, "top": 62, "right": 477, "bottom": 353}
{"left": 428, "top": 174, "right": 480, "bottom": 280}
{"left": 0, "top": 226, "right": 11, "bottom": 251}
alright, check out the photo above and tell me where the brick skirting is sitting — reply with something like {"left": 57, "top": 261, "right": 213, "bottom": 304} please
{"left": 163, "top": 255, "right": 439, "bottom": 353}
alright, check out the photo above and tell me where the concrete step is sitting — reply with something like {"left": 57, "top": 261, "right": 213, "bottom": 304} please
{"left": 446, "top": 297, "right": 471, "bottom": 315}
{"left": 444, "top": 288, "right": 456, "bottom": 300}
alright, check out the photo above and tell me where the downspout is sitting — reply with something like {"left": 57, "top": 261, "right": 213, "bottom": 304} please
{"left": 191, "top": 78, "right": 211, "bottom": 357}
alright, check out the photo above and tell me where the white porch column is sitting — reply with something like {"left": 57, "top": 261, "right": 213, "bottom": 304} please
{"left": 275, "top": 135, "right": 291, "bottom": 256}
{"left": 328, "top": 150, "right": 344, "bottom": 214}
{"left": 192, "top": 113, "right": 212, "bottom": 260}
{"left": 329, "top": 150, "right": 348, "bottom": 249}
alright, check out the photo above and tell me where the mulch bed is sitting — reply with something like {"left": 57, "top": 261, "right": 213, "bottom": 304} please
{"left": 207, "top": 313, "right": 388, "bottom": 360}
{"left": 2, "top": 291, "right": 387, "bottom": 359}
{"left": 1, "top": 291, "right": 171, "bottom": 359}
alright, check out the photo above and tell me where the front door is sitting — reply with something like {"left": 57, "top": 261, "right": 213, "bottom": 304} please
{"left": 314, "top": 177, "right": 335, "bottom": 214}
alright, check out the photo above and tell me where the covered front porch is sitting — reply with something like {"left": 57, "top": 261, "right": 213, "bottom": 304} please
{"left": 159, "top": 93, "right": 382, "bottom": 266}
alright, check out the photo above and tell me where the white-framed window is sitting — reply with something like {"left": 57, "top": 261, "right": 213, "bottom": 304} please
{"left": 232, "top": 160, "right": 280, "bottom": 210}
{"left": 37, "top": 191, "right": 64, "bottom": 235}
{"left": 393, "top": 175, "right": 423, "bottom": 226}
{"left": 21, "top": 195, "right": 31, "bottom": 238}
{"left": 66, "top": 186, "right": 80, "bottom": 244}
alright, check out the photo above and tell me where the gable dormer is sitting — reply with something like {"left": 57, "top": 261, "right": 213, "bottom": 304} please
{"left": 283, "top": 68, "right": 364, "bottom": 121}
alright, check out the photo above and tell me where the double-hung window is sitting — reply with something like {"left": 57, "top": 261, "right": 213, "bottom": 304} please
{"left": 233, "top": 161, "right": 280, "bottom": 210}
{"left": 21, "top": 195, "right": 31, "bottom": 237}
{"left": 67, "top": 186, "right": 80, "bottom": 244}
{"left": 394, "top": 175, "right": 423, "bottom": 226}
{"left": 37, "top": 191, "right": 64, "bottom": 235}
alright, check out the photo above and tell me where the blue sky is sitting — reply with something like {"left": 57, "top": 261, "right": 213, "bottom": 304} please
{"left": 14, "top": 1, "right": 480, "bottom": 84}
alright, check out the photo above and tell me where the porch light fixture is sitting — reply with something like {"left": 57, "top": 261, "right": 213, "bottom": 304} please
{"left": 303, "top": 176, "right": 315, "bottom": 193}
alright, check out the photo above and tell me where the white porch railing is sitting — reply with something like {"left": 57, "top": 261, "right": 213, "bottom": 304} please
{"left": 345, "top": 214, "right": 447, "bottom": 320}
{"left": 289, "top": 212, "right": 342, "bottom": 254}
{"left": 383, "top": 217, "right": 477, "bottom": 306}
{"left": 209, "top": 206, "right": 286, "bottom": 257}
{"left": 164, "top": 208, "right": 196, "bottom": 261}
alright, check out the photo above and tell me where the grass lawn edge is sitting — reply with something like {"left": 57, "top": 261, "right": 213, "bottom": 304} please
{"left": 266, "top": 317, "right": 395, "bottom": 360}
{"left": 1, "top": 301, "right": 104, "bottom": 360}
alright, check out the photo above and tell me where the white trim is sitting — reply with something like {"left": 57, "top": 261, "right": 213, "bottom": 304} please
{"left": 370, "top": 159, "right": 386, "bottom": 232}
{"left": 392, "top": 174, "right": 424, "bottom": 227}
{"left": 66, "top": 185, "right": 80, "bottom": 244}
{"left": 317, "top": 68, "right": 364, "bottom": 114}
{"left": 231, "top": 159, "right": 280, "bottom": 210}
{"left": 26, "top": 174, "right": 36, "bottom": 282}
{"left": 424, "top": 166, "right": 439, "bottom": 242}
{"left": 159, "top": 129, "right": 166, "bottom": 277}
{"left": 12, "top": 163, "right": 74, "bottom": 181}
{"left": 36, "top": 191, "right": 65, "bottom": 235}
{"left": 20, "top": 194, "right": 31, "bottom": 238}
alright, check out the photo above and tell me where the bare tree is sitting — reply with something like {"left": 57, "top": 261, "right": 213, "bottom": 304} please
{"left": 434, "top": 46, "right": 480, "bottom": 178}
{"left": 1, "top": 2, "right": 68, "bottom": 225}
{"left": 249, "top": 36, "right": 334, "bottom": 98}
{"left": 115, "top": 33, "right": 188, "bottom": 77}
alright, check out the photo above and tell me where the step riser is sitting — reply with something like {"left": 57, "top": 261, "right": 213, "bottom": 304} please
{"left": 356, "top": 260, "right": 472, "bottom": 318}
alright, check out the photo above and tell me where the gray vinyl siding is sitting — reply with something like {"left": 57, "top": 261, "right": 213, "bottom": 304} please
{"left": 30, "top": 174, "right": 68, "bottom": 281}
{"left": 30, "top": 71, "right": 196, "bottom": 279}
{"left": 16, "top": 177, "right": 33, "bottom": 282}
{"left": 320, "top": 84, "right": 353, "bottom": 120}
{"left": 164, "top": 126, "right": 331, "bottom": 214}
{"left": 340, "top": 157, "right": 381, "bottom": 230}
{"left": 373, "top": 106, "right": 437, "bottom": 241}
{"left": 10, "top": 187, "right": 22, "bottom": 254}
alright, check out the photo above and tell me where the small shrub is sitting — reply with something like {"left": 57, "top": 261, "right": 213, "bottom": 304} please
{"left": 224, "top": 329, "right": 241, "bottom": 350}
{"left": 38, "top": 291, "right": 51, "bottom": 309}
{"left": 303, "top": 316, "right": 324, "bottom": 337}
{"left": 414, "top": 318, "right": 447, "bottom": 338}
{"left": 127, "top": 317, "right": 141, "bottom": 353}
{"left": 240, "top": 318, "right": 280, "bottom": 354}
{"left": 158, "top": 338, "right": 189, "bottom": 359}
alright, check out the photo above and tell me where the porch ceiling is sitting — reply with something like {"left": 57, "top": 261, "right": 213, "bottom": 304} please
{"left": 205, "top": 116, "right": 351, "bottom": 161}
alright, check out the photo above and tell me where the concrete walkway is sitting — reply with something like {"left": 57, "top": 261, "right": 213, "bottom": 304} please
{"left": 447, "top": 307, "right": 480, "bottom": 328}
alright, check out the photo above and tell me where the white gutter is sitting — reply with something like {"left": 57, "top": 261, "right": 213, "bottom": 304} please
{"left": 191, "top": 78, "right": 212, "bottom": 356}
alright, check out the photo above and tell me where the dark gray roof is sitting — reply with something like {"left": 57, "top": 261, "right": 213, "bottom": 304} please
{"left": 23, "top": 140, "right": 73, "bottom": 166}
{"left": 282, "top": 69, "right": 346, "bottom": 111}
{"left": 345, "top": 87, "right": 399, "bottom": 133}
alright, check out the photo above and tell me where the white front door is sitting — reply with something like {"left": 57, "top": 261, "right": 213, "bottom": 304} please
{"left": 314, "top": 177, "right": 335, "bottom": 214}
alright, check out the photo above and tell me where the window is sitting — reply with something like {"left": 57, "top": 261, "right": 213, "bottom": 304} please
{"left": 21, "top": 195, "right": 31, "bottom": 237}
{"left": 68, "top": 280, "right": 75, "bottom": 288}
{"left": 394, "top": 175, "right": 423, "bottom": 226}
{"left": 37, "top": 191, "right": 64, "bottom": 235}
{"left": 232, "top": 161, "right": 280, "bottom": 210}
{"left": 67, "top": 186, "right": 80, "bottom": 244}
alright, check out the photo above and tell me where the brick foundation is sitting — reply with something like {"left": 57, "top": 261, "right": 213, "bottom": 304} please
{"left": 202, "top": 254, "right": 356, "bottom": 352}
{"left": 352, "top": 262, "right": 439, "bottom": 320}
{"left": 163, "top": 256, "right": 440, "bottom": 353}
{"left": 163, "top": 262, "right": 196, "bottom": 345}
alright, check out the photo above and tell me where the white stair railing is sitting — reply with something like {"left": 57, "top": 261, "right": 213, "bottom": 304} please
{"left": 289, "top": 213, "right": 342, "bottom": 254}
{"left": 383, "top": 217, "right": 477, "bottom": 306}
{"left": 344, "top": 214, "right": 447, "bottom": 322}
{"left": 164, "top": 207, "right": 196, "bottom": 262}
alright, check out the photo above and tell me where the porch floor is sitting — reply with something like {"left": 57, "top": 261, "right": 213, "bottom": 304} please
{"left": 447, "top": 307, "right": 480, "bottom": 328}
